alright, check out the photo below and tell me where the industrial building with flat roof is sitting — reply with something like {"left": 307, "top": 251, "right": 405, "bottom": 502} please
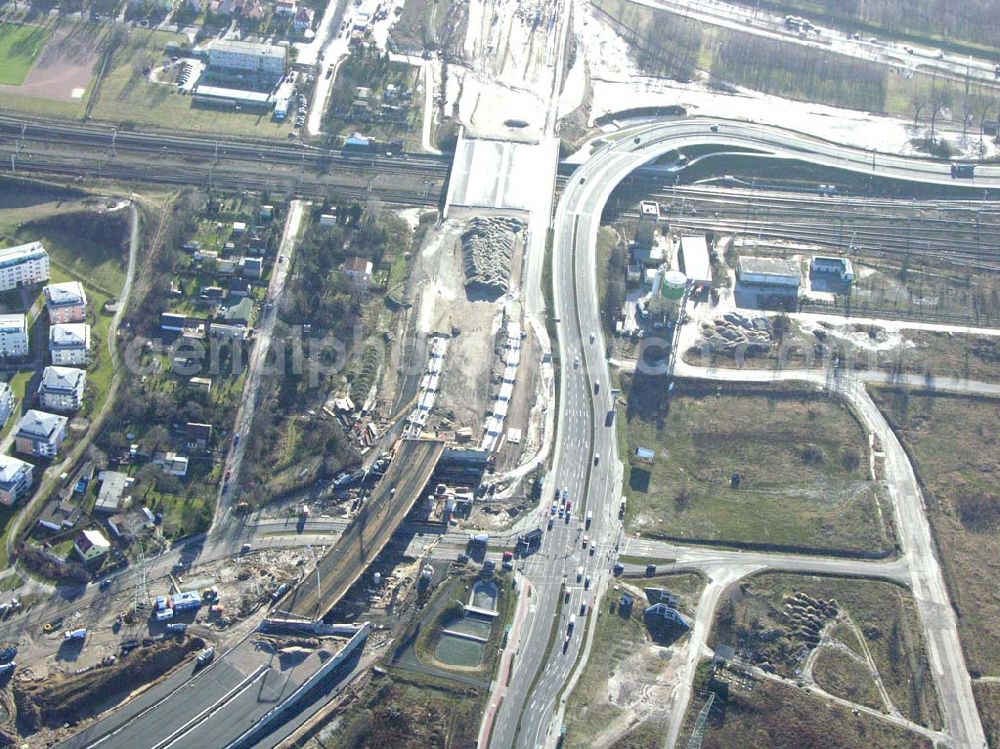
{"left": 678, "top": 235, "right": 712, "bottom": 286}
{"left": 736, "top": 256, "right": 801, "bottom": 309}
{"left": 208, "top": 40, "right": 287, "bottom": 76}
{"left": 0, "top": 242, "right": 50, "bottom": 292}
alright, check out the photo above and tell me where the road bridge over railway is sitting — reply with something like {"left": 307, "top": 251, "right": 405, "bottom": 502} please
{"left": 275, "top": 438, "right": 446, "bottom": 620}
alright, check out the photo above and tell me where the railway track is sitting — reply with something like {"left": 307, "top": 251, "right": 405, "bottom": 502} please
{"left": 0, "top": 150, "right": 444, "bottom": 206}
{"left": 613, "top": 182, "right": 1000, "bottom": 269}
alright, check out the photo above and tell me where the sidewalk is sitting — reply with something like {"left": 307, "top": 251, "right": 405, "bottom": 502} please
{"left": 478, "top": 575, "right": 534, "bottom": 748}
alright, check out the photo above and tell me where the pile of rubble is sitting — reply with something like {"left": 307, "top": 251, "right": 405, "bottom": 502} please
{"left": 461, "top": 218, "right": 520, "bottom": 295}
{"left": 780, "top": 591, "right": 839, "bottom": 649}
{"left": 698, "top": 312, "right": 773, "bottom": 355}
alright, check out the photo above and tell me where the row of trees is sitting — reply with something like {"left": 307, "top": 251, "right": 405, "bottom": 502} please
{"left": 712, "top": 31, "right": 887, "bottom": 113}
{"left": 911, "top": 79, "right": 1000, "bottom": 157}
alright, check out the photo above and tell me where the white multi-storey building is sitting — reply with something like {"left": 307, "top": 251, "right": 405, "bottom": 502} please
{"left": 0, "top": 382, "right": 14, "bottom": 428}
{"left": 0, "top": 242, "right": 50, "bottom": 291}
{"left": 15, "top": 409, "right": 68, "bottom": 458}
{"left": 38, "top": 366, "right": 87, "bottom": 413}
{"left": 208, "top": 40, "right": 286, "bottom": 76}
{"left": 0, "top": 314, "right": 29, "bottom": 359}
{"left": 49, "top": 323, "right": 90, "bottom": 366}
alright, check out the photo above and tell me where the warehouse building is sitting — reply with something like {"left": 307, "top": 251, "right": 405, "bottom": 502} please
{"left": 0, "top": 242, "right": 50, "bottom": 292}
{"left": 678, "top": 235, "right": 712, "bottom": 288}
{"left": 810, "top": 255, "right": 855, "bottom": 284}
{"left": 736, "top": 256, "right": 801, "bottom": 309}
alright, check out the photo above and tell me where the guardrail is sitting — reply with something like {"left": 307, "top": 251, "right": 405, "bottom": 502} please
{"left": 223, "top": 623, "right": 370, "bottom": 749}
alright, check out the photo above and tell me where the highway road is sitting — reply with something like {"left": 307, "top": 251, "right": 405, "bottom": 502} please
{"left": 490, "top": 118, "right": 1000, "bottom": 749}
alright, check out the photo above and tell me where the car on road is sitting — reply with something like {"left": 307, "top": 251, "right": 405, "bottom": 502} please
{"left": 710, "top": 124, "right": 719, "bottom": 132}
{"left": 99, "top": 578, "right": 113, "bottom": 591}
{"left": 645, "top": 564, "right": 657, "bottom": 577}
{"left": 576, "top": 566, "right": 583, "bottom": 582}
{"left": 548, "top": 517, "right": 554, "bottom": 530}
{"left": 456, "top": 553, "right": 469, "bottom": 564}
{"left": 195, "top": 647, "right": 215, "bottom": 667}
{"left": 593, "top": 454, "right": 600, "bottom": 466}
{"left": 584, "top": 575, "right": 591, "bottom": 590}
{"left": 241, "top": 543, "right": 252, "bottom": 554}
{"left": 582, "top": 534, "right": 588, "bottom": 548}
{"left": 550, "top": 503, "right": 557, "bottom": 515}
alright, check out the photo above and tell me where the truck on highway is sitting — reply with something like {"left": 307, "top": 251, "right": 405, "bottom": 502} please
{"left": 605, "top": 409, "right": 615, "bottom": 427}
{"left": 64, "top": 628, "right": 87, "bottom": 641}
{"left": 951, "top": 163, "right": 976, "bottom": 178}
{"left": 585, "top": 511, "right": 593, "bottom": 529}
{"left": 469, "top": 533, "right": 490, "bottom": 545}
{"left": 567, "top": 615, "right": 576, "bottom": 633}
{"left": 167, "top": 623, "right": 188, "bottom": 634}
{"left": 619, "top": 497, "right": 627, "bottom": 518}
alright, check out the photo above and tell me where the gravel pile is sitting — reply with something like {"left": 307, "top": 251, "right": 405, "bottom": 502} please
{"left": 461, "top": 217, "right": 521, "bottom": 295}
{"left": 698, "top": 312, "right": 773, "bottom": 354}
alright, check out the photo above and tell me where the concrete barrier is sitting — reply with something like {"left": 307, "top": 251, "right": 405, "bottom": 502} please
{"left": 224, "top": 623, "right": 370, "bottom": 749}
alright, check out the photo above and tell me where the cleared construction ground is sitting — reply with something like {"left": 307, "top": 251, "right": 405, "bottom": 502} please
{"left": 279, "top": 439, "right": 446, "bottom": 620}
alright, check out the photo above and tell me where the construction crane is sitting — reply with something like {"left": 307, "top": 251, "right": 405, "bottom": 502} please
{"left": 685, "top": 692, "right": 716, "bottom": 749}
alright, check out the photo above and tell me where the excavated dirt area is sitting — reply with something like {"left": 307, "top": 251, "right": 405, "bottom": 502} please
{"left": 13, "top": 636, "right": 205, "bottom": 735}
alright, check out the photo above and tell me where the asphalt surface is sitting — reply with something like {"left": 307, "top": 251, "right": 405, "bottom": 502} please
{"left": 280, "top": 439, "right": 445, "bottom": 619}
{"left": 491, "top": 118, "right": 1000, "bottom": 749}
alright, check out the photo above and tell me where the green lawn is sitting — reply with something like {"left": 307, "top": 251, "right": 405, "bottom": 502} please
{"left": 620, "top": 380, "right": 892, "bottom": 555}
{"left": 0, "top": 23, "right": 50, "bottom": 86}
{"left": 873, "top": 390, "right": 1000, "bottom": 677}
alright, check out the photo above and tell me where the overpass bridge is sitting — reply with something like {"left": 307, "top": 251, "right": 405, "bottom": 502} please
{"left": 276, "top": 438, "right": 446, "bottom": 620}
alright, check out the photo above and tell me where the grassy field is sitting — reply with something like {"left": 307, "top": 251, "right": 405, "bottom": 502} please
{"left": 391, "top": 0, "right": 451, "bottom": 53}
{"left": 307, "top": 669, "right": 483, "bottom": 748}
{"left": 973, "top": 682, "right": 1000, "bottom": 749}
{"left": 89, "top": 29, "right": 293, "bottom": 137}
{"left": 811, "top": 647, "right": 884, "bottom": 711}
{"left": 564, "top": 573, "right": 705, "bottom": 749}
{"left": 619, "top": 379, "right": 893, "bottom": 555}
{"left": 873, "top": 390, "right": 1000, "bottom": 677}
{"left": 679, "top": 663, "right": 933, "bottom": 749}
{"left": 0, "top": 23, "right": 50, "bottom": 86}
{"left": 412, "top": 571, "right": 517, "bottom": 678}
{"left": 710, "top": 573, "right": 941, "bottom": 728}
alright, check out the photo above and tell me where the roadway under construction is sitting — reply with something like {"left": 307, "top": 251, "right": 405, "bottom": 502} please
{"left": 276, "top": 438, "right": 446, "bottom": 620}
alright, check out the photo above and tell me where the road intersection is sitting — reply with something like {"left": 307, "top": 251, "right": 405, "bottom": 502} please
{"left": 487, "top": 119, "right": 1000, "bottom": 749}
